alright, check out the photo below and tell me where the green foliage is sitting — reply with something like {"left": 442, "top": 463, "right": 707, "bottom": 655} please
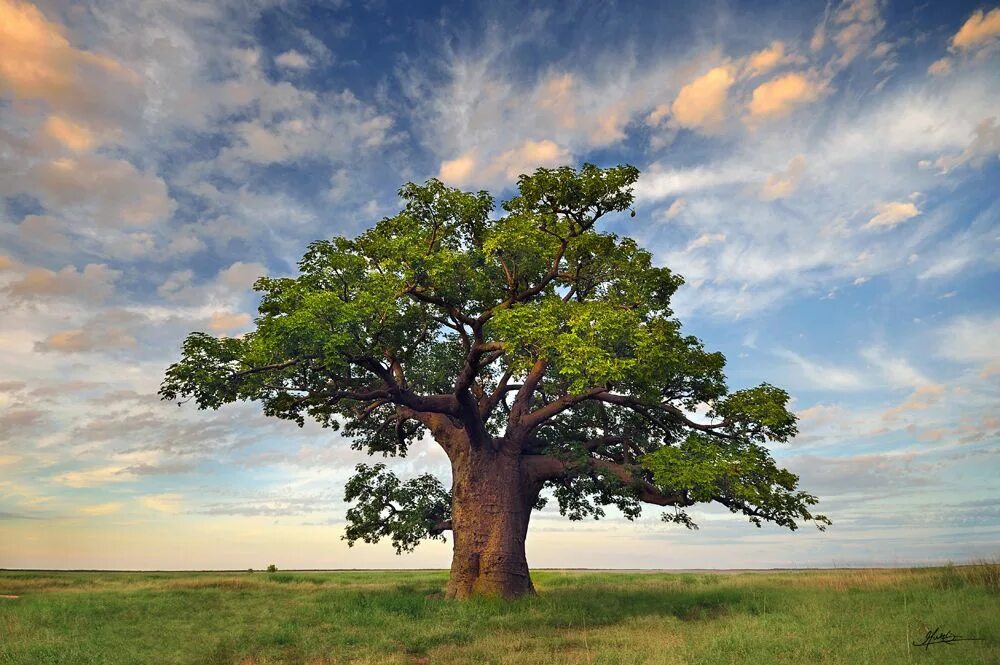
{"left": 711, "top": 384, "right": 798, "bottom": 442}
{"left": 641, "top": 433, "right": 830, "bottom": 531}
{"left": 343, "top": 463, "right": 452, "bottom": 554}
{"left": 159, "top": 163, "right": 704, "bottom": 433}
{"left": 551, "top": 469, "right": 643, "bottom": 522}
{"left": 266, "top": 564, "right": 277, "bottom": 573}
{"left": 503, "top": 163, "right": 640, "bottom": 219}
{"left": 160, "top": 162, "right": 830, "bottom": 550}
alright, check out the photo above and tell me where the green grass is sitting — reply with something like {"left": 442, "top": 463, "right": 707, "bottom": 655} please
{"left": 1, "top": 565, "right": 998, "bottom": 664}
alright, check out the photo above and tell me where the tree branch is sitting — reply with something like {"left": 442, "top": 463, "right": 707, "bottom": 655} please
{"left": 523, "top": 455, "right": 692, "bottom": 507}
{"left": 593, "top": 393, "right": 734, "bottom": 439}
{"left": 454, "top": 341, "right": 505, "bottom": 393}
{"left": 428, "top": 519, "right": 452, "bottom": 535}
{"left": 520, "top": 385, "right": 609, "bottom": 432}
{"left": 480, "top": 365, "right": 516, "bottom": 416}
{"left": 229, "top": 357, "right": 315, "bottom": 380}
{"left": 321, "top": 388, "right": 393, "bottom": 403}
{"left": 517, "top": 388, "right": 735, "bottom": 440}
{"left": 507, "top": 358, "right": 549, "bottom": 435}
{"left": 403, "top": 285, "right": 478, "bottom": 327}
{"left": 354, "top": 355, "right": 460, "bottom": 416}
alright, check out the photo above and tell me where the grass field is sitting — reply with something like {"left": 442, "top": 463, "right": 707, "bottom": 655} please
{"left": 1, "top": 564, "right": 998, "bottom": 664}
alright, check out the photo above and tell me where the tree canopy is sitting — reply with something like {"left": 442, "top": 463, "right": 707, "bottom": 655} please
{"left": 161, "top": 163, "right": 829, "bottom": 564}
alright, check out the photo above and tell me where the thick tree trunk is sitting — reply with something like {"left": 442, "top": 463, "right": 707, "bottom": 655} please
{"left": 445, "top": 444, "right": 538, "bottom": 599}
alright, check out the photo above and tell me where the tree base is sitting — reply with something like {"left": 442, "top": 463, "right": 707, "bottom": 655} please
{"left": 445, "top": 450, "right": 539, "bottom": 600}
{"left": 445, "top": 568, "right": 536, "bottom": 600}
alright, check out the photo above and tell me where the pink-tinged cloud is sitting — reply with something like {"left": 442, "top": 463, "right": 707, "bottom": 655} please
{"left": 951, "top": 8, "right": 1000, "bottom": 51}
{"left": 669, "top": 65, "right": 735, "bottom": 133}
{"left": 747, "top": 72, "right": 824, "bottom": 120}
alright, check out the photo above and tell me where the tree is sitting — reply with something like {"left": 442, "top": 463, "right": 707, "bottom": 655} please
{"left": 161, "top": 164, "right": 830, "bottom": 599}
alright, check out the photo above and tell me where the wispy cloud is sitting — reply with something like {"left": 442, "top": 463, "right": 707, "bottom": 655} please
{"left": 774, "top": 349, "right": 866, "bottom": 391}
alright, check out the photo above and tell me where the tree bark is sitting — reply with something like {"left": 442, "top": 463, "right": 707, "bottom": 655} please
{"left": 445, "top": 443, "right": 539, "bottom": 599}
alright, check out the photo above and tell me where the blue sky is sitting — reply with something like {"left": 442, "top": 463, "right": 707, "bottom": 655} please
{"left": 1, "top": 0, "right": 998, "bottom": 570}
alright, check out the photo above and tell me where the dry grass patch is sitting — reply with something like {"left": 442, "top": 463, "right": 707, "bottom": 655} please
{"left": 164, "top": 577, "right": 267, "bottom": 591}
{"left": 957, "top": 559, "right": 1000, "bottom": 591}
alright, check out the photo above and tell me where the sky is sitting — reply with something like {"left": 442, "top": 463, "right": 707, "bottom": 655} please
{"left": 1, "top": 0, "right": 998, "bottom": 571}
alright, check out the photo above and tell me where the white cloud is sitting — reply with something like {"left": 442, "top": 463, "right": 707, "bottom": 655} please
{"left": 760, "top": 154, "right": 807, "bottom": 200}
{"left": 52, "top": 465, "right": 135, "bottom": 488}
{"left": 830, "top": 0, "right": 885, "bottom": 66}
{"left": 668, "top": 64, "right": 736, "bottom": 133}
{"left": 934, "top": 117, "right": 1000, "bottom": 172}
{"left": 928, "top": 58, "right": 952, "bottom": 77}
{"left": 917, "top": 200, "right": 999, "bottom": 280}
{"left": 403, "top": 27, "right": 718, "bottom": 187}
{"left": 864, "top": 201, "right": 920, "bottom": 229}
{"left": 42, "top": 116, "right": 96, "bottom": 152}
{"left": 140, "top": 493, "right": 184, "bottom": 513}
{"left": 217, "top": 261, "right": 265, "bottom": 291}
{"left": 951, "top": 8, "right": 1000, "bottom": 53}
{"left": 158, "top": 261, "right": 265, "bottom": 305}
{"left": 635, "top": 163, "right": 756, "bottom": 201}
{"left": 936, "top": 315, "right": 1000, "bottom": 366}
{"left": 218, "top": 89, "right": 397, "bottom": 168}
{"left": 80, "top": 502, "right": 124, "bottom": 516}
{"left": 3, "top": 263, "right": 121, "bottom": 304}
{"left": 438, "top": 139, "right": 570, "bottom": 186}
{"left": 1, "top": 153, "right": 174, "bottom": 229}
{"left": 860, "top": 347, "right": 929, "bottom": 389}
{"left": 632, "top": 67, "right": 999, "bottom": 319}
{"left": 33, "top": 310, "right": 144, "bottom": 354}
{"left": 275, "top": 50, "right": 310, "bottom": 69}
{"left": 207, "top": 311, "right": 252, "bottom": 334}
{"left": 747, "top": 72, "right": 825, "bottom": 120}
{"left": 659, "top": 198, "right": 686, "bottom": 221}
{"left": 686, "top": 233, "right": 726, "bottom": 252}
{"left": 774, "top": 349, "right": 865, "bottom": 391}
{"left": 744, "top": 41, "right": 805, "bottom": 78}
{"left": 0, "top": 0, "right": 141, "bottom": 131}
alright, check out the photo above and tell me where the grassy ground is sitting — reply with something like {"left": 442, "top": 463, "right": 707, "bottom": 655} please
{"left": 1, "top": 565, "right": 998, "bottom": 664}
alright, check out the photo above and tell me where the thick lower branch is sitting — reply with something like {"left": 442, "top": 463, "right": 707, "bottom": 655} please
{"left": 520, "top": 386, "right": 608, "bottom": 431}
{"left": 522, "top": 454, "right": 692, "bottom": 507}
{"left": 429, "top": 519, "right": 453, "bottom": 535}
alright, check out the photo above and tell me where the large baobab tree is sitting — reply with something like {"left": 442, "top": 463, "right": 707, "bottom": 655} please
{"left": 161, "top": 164, "right": 829, "bottom": 599}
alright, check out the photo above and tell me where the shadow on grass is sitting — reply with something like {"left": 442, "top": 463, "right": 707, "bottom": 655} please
{"left": 288, "top": 579, "right": 745, "bottom": 660}
{"left": 534, "top": 585, "right": 739, "bottom": 623}
{"left": 0, "top": 571, "right": 750, "bottom": 664}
